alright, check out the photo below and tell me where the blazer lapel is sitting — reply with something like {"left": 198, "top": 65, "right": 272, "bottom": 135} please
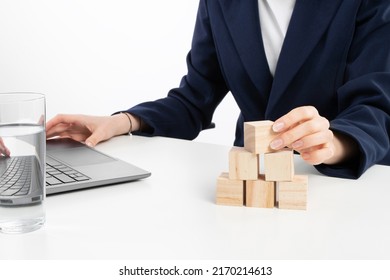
{"left": 219, "top": 0, "right": 273, "bottom": 99}
{"left": 266, "top": 0, "right": 343, "bottom": 113}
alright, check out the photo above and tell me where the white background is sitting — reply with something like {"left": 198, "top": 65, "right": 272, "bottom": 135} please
{"left": 0, "top": 0, "right": 239, "bottom": 146}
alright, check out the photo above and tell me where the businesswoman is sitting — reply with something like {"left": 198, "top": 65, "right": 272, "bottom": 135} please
{"left": 46, "top": 0, "right": 390, "bottom": 179}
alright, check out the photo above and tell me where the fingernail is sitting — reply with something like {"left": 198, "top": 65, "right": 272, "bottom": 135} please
{"left": 301, "top": 152, "right": 310, "bottom": 160}
{"left": 270, "top": 138, "right": 283, "bottom": 150}
{"left": 86, "top": 141, "right": 94, "bottom": 147}
{"left": 273, "top": 122, "right": 285, "bottom": 132}
{"left": 292, "top": 140, "right": 303, "bottom": 149}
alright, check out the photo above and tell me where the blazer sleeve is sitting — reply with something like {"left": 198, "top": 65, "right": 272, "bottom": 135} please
{"left": 125, "top": 0, "right": 228, "bottom": 140}
{"left": 315, "top": 0, "right": 390, "bottom": 179}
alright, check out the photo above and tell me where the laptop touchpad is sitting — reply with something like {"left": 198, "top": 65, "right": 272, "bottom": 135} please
{"left": 49, "top": 147, "right": 115, "bottom": 167}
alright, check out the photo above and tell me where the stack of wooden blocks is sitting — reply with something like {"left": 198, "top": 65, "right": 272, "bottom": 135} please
{"left": 216, "top": 120, "right": 308, "bottom": 210}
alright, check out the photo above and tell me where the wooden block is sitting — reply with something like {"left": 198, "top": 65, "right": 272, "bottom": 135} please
{"left": 244, "top": 120, "right": 277, "bottom": 154}
{"left": 264, "top": 149, "right": 294, "bottom": 181}
{"left": 278, "top": 175, "right": 308, "bottom": 210}
{"left": 216, "top": 172, "right": 244, "bottom": 206}
{"left": 229, "top": 146, "right": 259, "bottom": 180}
{"left": 246, "top": 175, "right": 275, "bottom": 208}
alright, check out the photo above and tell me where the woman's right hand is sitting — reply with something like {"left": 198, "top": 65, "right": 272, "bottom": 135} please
{"left": 46, "top": 113, "right": 138, "bottom": 147}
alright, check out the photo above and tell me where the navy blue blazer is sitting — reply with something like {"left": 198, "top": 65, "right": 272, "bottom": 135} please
{"left": 127, "top": 0, "right": 390, "bottom": 179}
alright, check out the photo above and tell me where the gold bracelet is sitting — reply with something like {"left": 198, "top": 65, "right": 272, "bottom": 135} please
{"left": 121, "top": 112, "right": 132, "bottom": 134}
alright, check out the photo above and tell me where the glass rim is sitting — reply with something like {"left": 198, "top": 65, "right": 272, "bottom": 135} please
{"left": 0, "top": 92, "right": 45, "bottom": 104}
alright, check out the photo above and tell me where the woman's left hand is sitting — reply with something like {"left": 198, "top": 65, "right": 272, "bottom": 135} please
{"left": 0, "top": 137, "right": 10, "bottom": 157}
{"left": 269, "top": 106, "right": 355, "bottom": 165}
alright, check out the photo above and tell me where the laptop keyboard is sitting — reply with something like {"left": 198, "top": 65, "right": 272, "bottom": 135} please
{"left": 0, "top": 157, "right": 32, "bottom": 196}
{"left": 1, "top": 155, "right": 91, "bottom": 197}
{"left": 46, "top": 157, "right": 90, "bottom": 186}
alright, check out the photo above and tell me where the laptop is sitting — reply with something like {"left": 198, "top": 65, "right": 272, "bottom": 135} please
{"left": 45, "top": 137, "right": 151, "bottom": 195}
{"left": 1, "top": 137, "right": 150, "bottom": 205}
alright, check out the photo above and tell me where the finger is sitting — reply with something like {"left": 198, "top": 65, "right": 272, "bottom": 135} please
{"left": 67, "top": 134, "right": 89, "bottom": 143}
{"left": 85, "top": 128, "right": 109, "bottom": 147}
{"left": 0, "top": 138, "right": 11, "bottom": 157}
{"left": 46, "top": 123, "right": 72, "bottom": 138}
{"left": 300, "top": 144, "right": 334, "bottom": 165}
{"left": 46, "top": 114, "right": 85, "bottom": 131}
{"left": 272, "top": 106, "right": 319, "bottom": 133}
{"left": 270, "top": 117, "right": 330, "bottom": 150}
{"left": 291, "top": 130, "right": 334, "bottom": 151}
{"left": 46, "top": 114, "right": 69, "bottom": 131}
{"left": 46, "top": 118, "right": 92, "bottom": 139}
{"left": 0, "top": 146, "right": 11, "bottom": 157}
{"left": 85, "top": 135, "right": 107, "bottom": 147}
{"left": 47, "top": 129, "right": 92, "bottom": 143}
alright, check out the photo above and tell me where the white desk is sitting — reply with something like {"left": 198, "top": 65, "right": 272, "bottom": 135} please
{"left": 1, "top": 135, "right": 390, "bottom": 260}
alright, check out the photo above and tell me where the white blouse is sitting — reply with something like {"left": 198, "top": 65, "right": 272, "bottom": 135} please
{"left": 258, "top": 0, "right": 296, "bottom": 76}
